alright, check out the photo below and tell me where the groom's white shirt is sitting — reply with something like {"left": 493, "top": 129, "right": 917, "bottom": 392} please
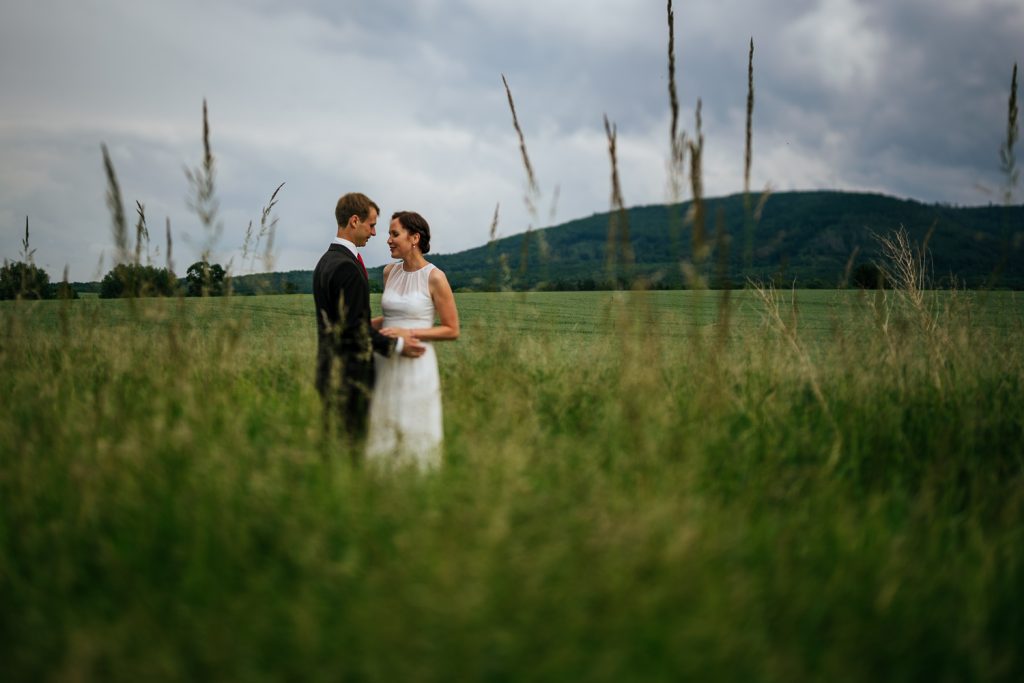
{"left": 332, "top": 236, "right": 359, "bottom": 255}
{"left": 333, "top": 237, "right": 404, "bottom": 353}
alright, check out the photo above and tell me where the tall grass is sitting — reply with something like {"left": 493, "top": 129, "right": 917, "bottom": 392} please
{"left": 2, "top": 289, "right": 1022, "bottom": 680}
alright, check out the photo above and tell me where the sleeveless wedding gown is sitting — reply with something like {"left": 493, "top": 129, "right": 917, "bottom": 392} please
{"left": 366, "top": 263, "right": 443, "bottom": 469}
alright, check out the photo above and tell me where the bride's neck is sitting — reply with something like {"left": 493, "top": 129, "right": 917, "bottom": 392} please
{"left": 402, "top": 253, "right": 428, "bottom": 271}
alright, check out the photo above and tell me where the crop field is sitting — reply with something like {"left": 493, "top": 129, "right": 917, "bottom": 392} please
{"left": 2, "top": 288, "right": 1023, "bottom": 681}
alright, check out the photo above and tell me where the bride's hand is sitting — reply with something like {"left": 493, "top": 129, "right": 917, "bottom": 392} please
{"left": 380, "top": 327, "right": 409, "bottom": 339}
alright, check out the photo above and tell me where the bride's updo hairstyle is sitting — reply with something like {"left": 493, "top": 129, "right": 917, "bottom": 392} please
{"left": 392, "top": 211, "right": 431, "bottom": 254}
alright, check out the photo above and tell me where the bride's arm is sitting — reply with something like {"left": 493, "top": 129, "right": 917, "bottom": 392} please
{"left": 380, "top": 268, "right": 460, "bottom": 342}
{"left": 419, "top": 268, "right": 460, "bottom": 340}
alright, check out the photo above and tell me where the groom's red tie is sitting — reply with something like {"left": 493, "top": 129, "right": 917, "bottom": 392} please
{"left": 356, "top": 253, "right": 368, "bottom": 280}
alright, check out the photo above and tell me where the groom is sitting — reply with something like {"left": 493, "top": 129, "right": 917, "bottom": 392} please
{"left": 313, "top": 192, "right": 424, "bottom": 441}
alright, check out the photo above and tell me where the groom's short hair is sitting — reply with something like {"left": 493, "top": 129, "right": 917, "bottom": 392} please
{"left": 335, "top": 192, "right": 380, "bottom": 227}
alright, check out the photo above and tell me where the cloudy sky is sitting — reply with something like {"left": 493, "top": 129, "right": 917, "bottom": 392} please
{"left": 1, "top": 0, "right": 1021, "bottom": 281}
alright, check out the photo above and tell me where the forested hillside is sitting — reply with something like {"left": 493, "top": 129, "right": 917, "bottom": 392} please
{"left": 198, "top": 191, "right": 1024, "bottom": 294}
{"left": 423, "top": 191, "right": 1023, "bottom": 290}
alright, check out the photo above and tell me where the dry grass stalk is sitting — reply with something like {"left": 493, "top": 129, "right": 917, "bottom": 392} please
{"left": 753, "top": 187, "right": 771, "bottom": 220}
{"left": 501, "top": 74, "right": 542, "bottom": 282}
{"left": 743, "top": 38, "right": 761, "bottom": 269}
{"left": 744, "top": 38, "right": 755, "bottom": 198}
{"left": 667, "top": 0, "right": 679, "bottom": 148}
{"left": 687, "top": 99, "right": 708, "bottom": 264}
{"left": 501, "top": 74, "right": 539, "bottom": 201}
{"left": 20, "top": 216, "right": 35, "bottom": 263}
{"left": 874, "top": 225, "right": 933, "bottom": 311}
{"left": 871, "top": 224, "right": 965, "bottom": 391}
{"left": 101, "top": 143, "right": 128, "bottom": 264}
{"left": 60, "top": 265, "right": 71, "bottom": 299}
{"left": 58, "top": 265, "right": 71, "bottom": 343}
{"left": 603, "top": 115, "right": 635, "bottom": 282}
{"left": 488, "top": 202, "right": 500, "bottom": 243}
{"left": 134, "top": 200, "right": 149, "bottom": 266}
{"left": 517, "top": 229, "right": 533, "bottom": 280}
{"left": 165, "top": 217, "right": 175, "bottom": 278}
{"left": 714, "top": 207, "right": 731, "bottom": 341}
{"left": 241, "top": 221, "right": 255, "bottom": 265}
{"left": 664, "top": 0, "right": 688, "bottom": 282}
{"left": 749, "top": 278, "right": 842, "bottom": 465}
{"left": 14, "top": 216, "right": 36, "bottom": 297}
{"left": 486, "top": 203, "right": 508, "bottom": 291}
{"left": 185, "top": 99, "right": 222, "bottom": 262}
{"left": 840, "top": 245, "right": 861, "bottom": 288}
{"left": 241, "top": 182, "right": 285, "bottom": 276}
{"left": 548, "top": 184, "right": 561, "bottom": 224}
{"left": 984, "top": 63, "right": 1020, "bottom": 289}
{"left": 1000, "top": 62, "right": 1019, "bottom": 203}
{"left": 666, "top": 0, "right": 686, "bottom": 182}
{"left": 260, "top": 182, "right": 284, "bottom": 273}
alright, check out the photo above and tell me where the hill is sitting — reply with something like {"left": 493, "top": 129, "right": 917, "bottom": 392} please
{"left": 421, "top": 190, "right": 1023, "bottom": 290}
{"left": 150, "top": 191, "right": 1024, "bottom": 294}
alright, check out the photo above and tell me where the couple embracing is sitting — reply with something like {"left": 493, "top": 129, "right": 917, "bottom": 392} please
{"left": 313, "top": 192, "right": 460, "bottom": 470}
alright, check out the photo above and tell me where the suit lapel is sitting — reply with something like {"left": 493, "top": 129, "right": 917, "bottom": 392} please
{"left": 329, "top": 243, "right": 367, "bottom": 280}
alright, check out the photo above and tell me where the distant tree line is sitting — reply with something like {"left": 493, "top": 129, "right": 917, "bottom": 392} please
{"left": 455, "top": 266, "right": 888, "bottom": 292}
{"left": 99, "top": 263, "right": 176, "bottom": 298}
{"left": 0, "top": 260, "right": 79, "bottom": 300}
{"left": 2, "top": 259, "right": 232, "bottom": 300}
{"left": 3, "top": 258, "right": 310, "bottom": 299}
{"left": 229, "top": 269, "right": 307, "bottom": 295}
{"left": 97, "top": 260, "right": 228, "bottom": 298}
{"left": 0, "top": 219, "right": 78, "bottom": 300}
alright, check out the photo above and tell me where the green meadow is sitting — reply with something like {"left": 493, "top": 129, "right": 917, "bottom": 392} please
{"left": 2, "top": 288, "right": 1023, "bottom": 681}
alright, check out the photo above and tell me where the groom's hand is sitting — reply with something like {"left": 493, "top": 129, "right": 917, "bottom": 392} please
{"left": 401, "top": 336, "right": 426, "bottom": 358}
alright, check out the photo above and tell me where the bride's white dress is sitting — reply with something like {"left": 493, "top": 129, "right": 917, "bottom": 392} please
{"left": 366, "top": 263, "right": 443, "bottom": 469}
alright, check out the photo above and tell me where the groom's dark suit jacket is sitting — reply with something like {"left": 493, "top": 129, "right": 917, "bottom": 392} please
{"left": 313, "top": 243, "right": 396, "bottom": 436}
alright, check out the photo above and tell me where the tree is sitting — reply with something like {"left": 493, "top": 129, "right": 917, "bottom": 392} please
{"left": 851, "top": 262, "right": 887, "bottom": 290}
{"left": 99, "top": 263, "right": 176, "bottom": 298}
{"left": 0, "top": 260, "right": 52, "bottom": 300}
{"left": 1, "top": 216, "right": 54, "bottom": 300}
{"left": 185, "top": 261, "right": 227, "bottom": 296}
{"left": 53, "top": 281, "right": 79, "bottom": 299}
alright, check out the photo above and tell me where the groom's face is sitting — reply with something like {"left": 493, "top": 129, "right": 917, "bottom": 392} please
{"left": 350, "top": 208, "right": 378, "bottom": 247}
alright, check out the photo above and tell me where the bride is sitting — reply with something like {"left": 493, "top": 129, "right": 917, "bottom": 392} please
{"left": 366, "top": 210, "right": 460, "bottom": 469}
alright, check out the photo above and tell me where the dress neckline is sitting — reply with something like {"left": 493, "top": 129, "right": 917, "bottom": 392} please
{"left": 398, "top": 262, "right": 432, "bottom": 273}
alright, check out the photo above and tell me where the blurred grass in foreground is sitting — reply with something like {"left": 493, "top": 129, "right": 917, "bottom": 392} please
{"left": 1, "top": 289, "right": 1023, "bottom": 681}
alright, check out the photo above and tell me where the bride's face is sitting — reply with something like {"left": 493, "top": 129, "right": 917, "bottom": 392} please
{"left": 387, "top": 219, "right": 419, "bottom": 259}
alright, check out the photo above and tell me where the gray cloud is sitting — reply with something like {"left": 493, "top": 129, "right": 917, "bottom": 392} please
{"left": 1, "top": 0, "right": 1021, "bottom": 280}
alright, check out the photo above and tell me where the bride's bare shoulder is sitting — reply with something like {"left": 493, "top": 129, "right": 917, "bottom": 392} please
{"left": 427, "top": 265, "right": 453, "bottom": 291}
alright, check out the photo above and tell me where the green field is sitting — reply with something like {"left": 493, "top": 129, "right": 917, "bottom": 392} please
{"left": 2, "top": 289, "right": 1023, "bottom": 681}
